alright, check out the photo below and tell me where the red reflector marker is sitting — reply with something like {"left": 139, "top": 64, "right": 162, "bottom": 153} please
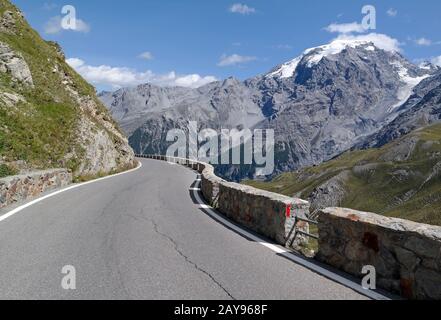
{"left": 286, "top": 205, "right": 292, "bottom": 218}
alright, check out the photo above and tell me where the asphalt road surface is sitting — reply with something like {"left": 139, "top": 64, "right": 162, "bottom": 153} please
{"left": 0, "top": 159, "right": 369, "bottom": 300}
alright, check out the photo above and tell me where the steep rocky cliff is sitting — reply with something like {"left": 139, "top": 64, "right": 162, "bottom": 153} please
{"left": 0, "top": 0, "right": 135, "bottom": 179}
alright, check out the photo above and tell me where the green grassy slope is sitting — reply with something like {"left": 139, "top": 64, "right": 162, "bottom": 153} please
{"left": 246, "top": 124, "right": 441, "bottom": 226}
{"left": 0, "top": 0, "right": 132, "bottom": 178}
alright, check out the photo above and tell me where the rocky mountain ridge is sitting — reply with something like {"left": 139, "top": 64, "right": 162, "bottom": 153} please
{"left": 100, "top": 37, "right": 439, "bottom": 180}
{"left": 359, "top": 72, "right": 441, "bottom": 149}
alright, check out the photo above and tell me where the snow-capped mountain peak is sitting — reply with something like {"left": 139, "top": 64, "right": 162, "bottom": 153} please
{"left": 303, "top": 39, "right": 376, "bottom": 67}
{"left": 267, "top": 38, "right": 382, "bottom": 79}
{"left": 267, "top": 56, "right": 303, "bottom": 79}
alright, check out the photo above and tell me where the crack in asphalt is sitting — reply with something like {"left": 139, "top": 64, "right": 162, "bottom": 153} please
{"left": 94, "top": 194, "right": 136, "bottom": 299}
{"left": 101, "top": 212, "right": 132, "bottom": 299}
{"left": 150, "top": 218, "right": 236, "bottom": 300}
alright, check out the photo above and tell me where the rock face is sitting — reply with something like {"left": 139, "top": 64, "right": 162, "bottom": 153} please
{"left": 0, "top": 91, "right": 24, "bottom": 107}
{"left": 308, "top": 170, "right": 350, "bottom": 211}
{"left": 317, "top": 207, "right": 441, "bottom": 300}
{"left": 101, "top": 38, "right": 438, "bottom": 180}
{"left": 360, "top": 72, "right": 441, "bottom": 149}
{"left": 57, "top": 59, "right": 135, "bottom": 176}
{"left": 0, "top": 0, "right": 135, "bottom": 179}
{"left": 0, "top": 41, "right": 33, "bottom": 86}
{"left": 0, "top": 10, "right": 18, "bottom": 34}
{"left": 99, "top": 78, "right": 265, "bottom": 137}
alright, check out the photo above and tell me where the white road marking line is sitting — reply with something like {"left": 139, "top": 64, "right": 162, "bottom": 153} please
{"left": 0, "top": 161, "right": 143, "bottom": 224}
{"left": 258, "top": 242, "right": 288, "bottom": 254}
{"left": 187, "top": 175, "right": 392, "bottom": 301}
{"left": 191, "top": 181, "right": 290, "bottom": 252}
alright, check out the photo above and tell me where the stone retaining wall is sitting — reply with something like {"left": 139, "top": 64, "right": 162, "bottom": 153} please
{"left": 317, "top": 208, "right": 441, "bottom": 300}
{"left": 0, "top": 169, "right": 72, "bottom": 209}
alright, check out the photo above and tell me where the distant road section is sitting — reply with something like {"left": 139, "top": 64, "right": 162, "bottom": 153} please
{"left": 0, "top": 159, "right": 367, "bottom": 300}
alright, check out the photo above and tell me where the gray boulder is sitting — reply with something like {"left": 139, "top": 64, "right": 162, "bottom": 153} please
{"left": 0, "top": 41, "right": 33, "bottom": 86}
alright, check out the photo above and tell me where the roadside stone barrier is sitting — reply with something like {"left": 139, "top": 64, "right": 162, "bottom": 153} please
{"left": 317, "top": 208, "right": 441, "bottom": 300}
{"left": 217, "top": 180, "right": 309, "bottom": 247}
{"left": 0, "top": 169, "right": 72, "bottom": 209}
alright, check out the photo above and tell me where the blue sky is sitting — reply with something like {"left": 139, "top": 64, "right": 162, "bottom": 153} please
{"left": 13, "top": 0, "right": 441, "bottom": 91}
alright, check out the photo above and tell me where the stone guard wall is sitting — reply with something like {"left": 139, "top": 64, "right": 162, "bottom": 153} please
{"left": 0, "top": 169, "right": 72, "bottom": 209}
{"left": 317, "top": 208, "right": 441, "bottom": 300}
{"left": 217, "top": 181, "right": 309, "bottom": 246}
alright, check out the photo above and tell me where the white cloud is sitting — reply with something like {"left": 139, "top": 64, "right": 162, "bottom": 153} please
{"left": 333, "top": 33, "right": 402, "bottom": 53}
{"left": 66, "top": 58, "right": 85, "bottom": 69}
{"left": 325, "top": 22, "right": 366, "bottom": 34}
{"left": 322, "top": 20, "right": 402, "bottom": 56}
{"left": 44, "top": 16, "right": 90, "bottom": 34}
{"left": 415, "top": 37, "right": 432, "bottom": 46}
{"left": 387, "top": 8, "right": 398, "bottom": 17}
{"left": 66, "top": 58, "right": 217, "bottom": 89}
{"left": 229, "top": 3, "right": 256, "bottom": 15}
{"left": 431, "top": 56, "right": 441, "bottom": 67}
{"left": 138, "top": 52, "right": 154, "bottom": 60}
{"left": 74, "top": 19, "right": 91, "bottom": 33}
{"left": 217, "top": 54, "right": 257, "bottom": 67}
{"left": 173, "top": 74, "right": 216, "bottom": 88}
{"left": 44, "top": 16, "right": 63, "bottom": 34}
